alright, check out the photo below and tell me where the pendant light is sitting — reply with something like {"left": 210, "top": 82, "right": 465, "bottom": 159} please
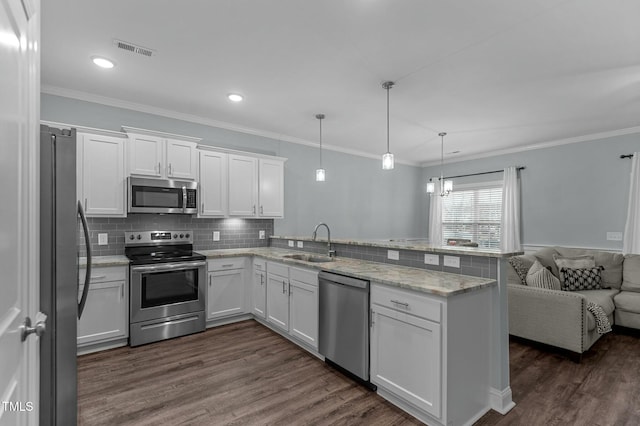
{"left": 315, "top": 114, "right": 326, "bottom": 181}
{"left": 427, "top": 132, "right": 453, "bottom": 196}
{"left": 381, "top": 81, "right": 395, "bottom": 170}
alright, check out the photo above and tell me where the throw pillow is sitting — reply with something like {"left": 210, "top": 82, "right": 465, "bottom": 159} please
{"left": 553, "top": 254, "right": 595, "bottom": 271}
{"left": 526, "top": 260, "right": 561, "bottom": 290}
{"left": 560, "top": 266, "right": 604, "bottom": 291}
{"left": 508, "top": 256, "right": 531, "bottom": 285}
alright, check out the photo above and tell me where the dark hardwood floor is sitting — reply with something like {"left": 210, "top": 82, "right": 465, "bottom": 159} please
{"left": 78, "top": 321, "right": 640, "bottom": 426}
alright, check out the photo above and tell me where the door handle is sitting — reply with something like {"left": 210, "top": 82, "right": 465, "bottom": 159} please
{"left": 21, "top": 313, "right": 47, "bottom": 342}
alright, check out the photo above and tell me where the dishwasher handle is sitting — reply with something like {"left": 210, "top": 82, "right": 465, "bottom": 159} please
{"left": 318, "top": 271, "right": 369, "bottom": 289}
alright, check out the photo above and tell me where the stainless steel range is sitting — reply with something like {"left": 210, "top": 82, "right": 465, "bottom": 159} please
{"left": 125, "top": 230, "right": 206, "bottom": 347}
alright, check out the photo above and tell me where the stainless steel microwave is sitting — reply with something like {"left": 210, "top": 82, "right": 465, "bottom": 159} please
{"left": 128, "top": 177, "right": 198, "bottom": 214}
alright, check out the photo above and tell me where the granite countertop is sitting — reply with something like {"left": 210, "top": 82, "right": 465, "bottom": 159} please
{"left": 269, "top": 235, "right": 522, "bottom": 258}
{"left": 199, "top": 247, "right": 495, "bottom": 297}
{"left": 79, "top": 255, "right": 129, "bottom": 267}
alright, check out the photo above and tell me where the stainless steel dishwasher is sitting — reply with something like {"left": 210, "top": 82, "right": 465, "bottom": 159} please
{"left": 319, "top": 271, "right": 375, "bottom": 389}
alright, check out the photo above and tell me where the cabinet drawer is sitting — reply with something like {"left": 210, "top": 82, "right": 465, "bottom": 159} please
{"left": 289, "top": 266, "right": 318, "bottom": 286}
{"left": 253, "top": 259, "right": 267, "bottom": 271}
{"left": 266, "top": 261, "right": 289, "bottom": 279}
{"left": 79, "top": 265, "right": 127, "bottom": 284}
{"left": 371, "top": 283, "right": 441, "bottom": 323}
{"left": 208, "top": 257, "right": 246, "bottom": 271}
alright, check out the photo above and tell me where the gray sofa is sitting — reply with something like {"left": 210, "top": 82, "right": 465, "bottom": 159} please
{"left": 507, "top": 247, "right": 640, "bottom": 357}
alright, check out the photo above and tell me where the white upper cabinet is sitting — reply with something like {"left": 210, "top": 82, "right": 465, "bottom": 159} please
{"left": 258, "top": 158, "right": 284, "bottom": 218}
{"left": 198, "top": 150, "right": 228, "bottom": 217}
{"left": 123, "top": 127, "right": 200, "bottom": 180}
{"left": 77, "top": 131, "right": 127, "bottom": 217}
{"left": 228, "top": 154, "right": 258, "bottom": 216}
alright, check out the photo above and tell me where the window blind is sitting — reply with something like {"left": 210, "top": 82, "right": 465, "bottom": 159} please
{"left": 441, "top": 183, "right": 503, "bottom": 249}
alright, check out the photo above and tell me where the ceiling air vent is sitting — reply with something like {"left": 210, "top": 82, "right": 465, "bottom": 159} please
{"left": 114, "top": 39, "right": 155, "bottom": 57}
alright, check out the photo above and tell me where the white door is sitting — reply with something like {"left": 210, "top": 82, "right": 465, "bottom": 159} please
{"left": 258, "top": 159, "right": 284, "bottom": 217}
{"left": 198, "top": 151, "right": 228, "bottom": 217}
{"left": 207, "top": 270, "right": 245, "bottom": 320}
{"left": 228, "top": 154, "right": 257, "bottom": 216}
{"left": 289, "top": 280, "right": 318, "bottom": 349}
{"left": 252, "top": 269, "right": 266, "bottom": 319}
{"left": 0, "top": 0, "right": 40, "bottom": 424}
{"left": 266, "top": 273, "right": 289, "bottom": 332}
{"left": 128, "top": 134, "right": 163, "bottom": 177}
{"left": 166, "top": 139, "right": 197, "bottom": 180}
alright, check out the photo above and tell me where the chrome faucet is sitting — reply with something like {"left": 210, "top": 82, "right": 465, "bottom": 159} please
{"left": 312, "top": 222, "right": 335, "bottom": 258}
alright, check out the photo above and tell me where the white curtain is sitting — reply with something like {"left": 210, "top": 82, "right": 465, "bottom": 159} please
{"left": 623, "top": 153, "right": 640, "bottom": 254}
{"left": 428, "top": 186, "right": 442, "bottom": 246}
{"left": 500, "top": 166, "right": 521, "bottom": 252}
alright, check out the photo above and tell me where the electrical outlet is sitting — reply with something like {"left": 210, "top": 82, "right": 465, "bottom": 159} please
{"left": 98, "top": 233, "right": 108, "bottom": 246}
{"left": 297, "top": 241, "right": 304, "bottom": 248}
{"left": 443, "top": 255, "right": 460, "bottom": 268}
{"left": 387, "top": 250, "right": 400, "bottom": 260}
{"left": 213, "top": 231, "right": 220, "bottom": 241}
{"left": 607, "top": 232, "right": 623, "bottom": 241}
{"left": 424, "top": 254, "right": 439, "bottom": 265}
{"left": 288, "top": 240, "right": 294, "bottom": 247}
{"left": 259, "top": 230, "right": 265, "bottom": 239}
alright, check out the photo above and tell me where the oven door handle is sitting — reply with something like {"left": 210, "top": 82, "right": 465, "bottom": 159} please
{"left": 131, "top": 260, "right": 206, "bottom": 273}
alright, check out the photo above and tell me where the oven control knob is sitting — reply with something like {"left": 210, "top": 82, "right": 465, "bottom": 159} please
{"left": 136, "top": 234, "right": 141, "bottom": 240}
{"left": 185, "top": 233, "right": 190, "bottom": 239}
{"left": 179, "top": 234, "right": 184, "bottom": 239}
{"left": 129, "top": 234, "right": 134, "bottom": 240}
{"left": 173, "top": 234, "right": 178, "bottom": 239}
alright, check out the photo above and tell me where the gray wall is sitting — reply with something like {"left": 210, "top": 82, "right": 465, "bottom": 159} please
{"left": 423, "top": 133, "right": 639, "bottom": 250}
{"left": 42, "top": 94, "right": 427, "bottom": 239}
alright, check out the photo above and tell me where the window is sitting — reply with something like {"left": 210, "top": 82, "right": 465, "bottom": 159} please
{"left": 441, "top": 182, "right": 502, "bottom": 249}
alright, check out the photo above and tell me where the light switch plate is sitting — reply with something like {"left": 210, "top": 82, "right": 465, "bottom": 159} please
{"left": 98, "top": 233, "right": 108, "bottom": 246}
{"left": 387, "top": 250, "right": 400, "bottom": 260}
{"left": 213, "top": 231, "right": 220, "bottom": 241}
{"left": 424, "top": 254, "right": 439, "bottom": 265}
{"left": 607, "top": 232, "right": 623, "bottom": 241}
{"left": 288, "top": 240, "right": 294, "bottom": 247}
{"left": 259, "top": 230, "right": 266, "bottom": 239}
{"left": 443, "top": 255, "right": 460, "bottom": 268}
{"left": 297, "top": 241, "right": 304, "bottom": 248}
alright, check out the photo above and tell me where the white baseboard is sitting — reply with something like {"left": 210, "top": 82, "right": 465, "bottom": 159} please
{"left": 489, "top": 386, "right": 516, "bottom": 414}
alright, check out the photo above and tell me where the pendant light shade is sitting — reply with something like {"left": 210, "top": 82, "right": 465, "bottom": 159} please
{"left": 315, "top": 114, "right": 326, "bottom": 182}
{"left": 382, "top": 81, "right": 395, "bottom": 170}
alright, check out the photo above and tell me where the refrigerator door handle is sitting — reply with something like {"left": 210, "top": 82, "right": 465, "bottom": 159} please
{"left": 77, "top": 200, "right": 91, "bottom": 319}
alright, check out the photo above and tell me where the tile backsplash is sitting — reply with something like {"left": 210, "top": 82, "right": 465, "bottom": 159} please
{"left": 78, "top": 214, "right": 273, "bottom": 256}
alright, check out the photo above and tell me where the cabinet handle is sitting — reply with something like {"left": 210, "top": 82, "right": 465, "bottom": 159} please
{"left": 253, "top": 205, "right": 256, "bottom": 215}
{"left": 260, "top": 275, "right": 264, "bottom": 286}
{"left": 209, "top": 275, "right": 212, "bottom": 287}
{"left": 371, "top": 310, "right": 375, "bottom": 327}
{"left": 260, "top": 206, "right": 263, "bottom": 215}
{"left": 201, "top": 203, "right": 204, "bottom": 214}
{"left": 158, "top": 162, "right": 161, "bottom": 174}
{"left": 84, "top": 198, "right": 88, "bottom": 210}
{"left": 90, "top": 275, "right": 107, "bottom": 281}
{"left": 121, "top": 285, "right": 124, "bottom": 299}
{"left": 168, "top": 163, "right": 172, "bottom": 176}
{"left": 282, "top": 280, "right": 286, "bottom": 294}
{"left": 390, "top": 299, "right": 409, "bottom": 308}
{"left": 222, "top": 264, "right": 234, "bottom": 268}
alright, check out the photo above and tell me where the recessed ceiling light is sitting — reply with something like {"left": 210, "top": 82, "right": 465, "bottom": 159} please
{"left": 227, "top": 93, "right": 243, "bottom": 102}
{"left": 91, "top": 56, "right": 115, "bottom": 69}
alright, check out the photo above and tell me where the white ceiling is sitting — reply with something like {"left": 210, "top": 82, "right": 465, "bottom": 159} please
{"left": 41, "top": 0, "right": 640, "bottom": 166}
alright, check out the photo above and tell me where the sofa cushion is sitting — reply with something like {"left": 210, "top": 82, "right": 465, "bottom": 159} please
{"left": 534, "top": 247, "right": 560, "bottom": 277}
{"left": 560, "top": 267, "right": 604, "bottom": 291}
{"left": 555, "top": 247, "right": 624, "bottom": 289}
{"left": 508, "top": 255, "right": 535, "bottom": 285}
{"left": 526, "top": 260, "right": 561, "bottom": 290}
{"left": 575, "top": 289, "right": 618, "bottom": 331}
{"left": 614, "top": 291, "right": 640, "bottom": 314}
{"left": 621, "top": 254, "right": 640, "bottom": 292}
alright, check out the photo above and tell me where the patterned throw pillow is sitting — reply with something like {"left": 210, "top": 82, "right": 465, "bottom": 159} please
{"left": 526, "top": 260, "right": 561, "bottom": 290}
{"left": 560, "top": 266, "right": 604, "bottom": 291}
{"left": 508, "top": 256, "right": 530, "bottom": 285}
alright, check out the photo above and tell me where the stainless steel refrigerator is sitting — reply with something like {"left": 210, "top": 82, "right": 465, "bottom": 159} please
{"left": 40, "top": 125, "right": 92, "bottom": 425}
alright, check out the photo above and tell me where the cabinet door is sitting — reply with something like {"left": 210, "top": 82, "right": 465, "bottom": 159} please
{"left": 228, "top": 154, "right": 258, "bottom": 216}
{"left": 266, "top": 273, "right": 289, "bottom": 332}
{"left": 128, "top": 134, "right": 164, "bottom": 177}
{"left": 258, "top": 158, "right": 284, "bottom": 218}
{"left": 199, "top": 150, "right": 228, "bottom": 217}
{"left": 207, "top": 269, "right": 245, "bottom": 320}
{"left": 289, "top": 279, "right": 318, "bottom": 349}
{"left": 253, "top": 269, "right": 267, "bottom": 319}
{"left": 371, "top": 305, "right": 442, "bottom": 419}
{"left": 166, "top": 139, "right": 197, "bottom": 180}
{"left": 77, "top": 280, "right": 128, "bottom": 346}
{"left": 79, "top": 133, "right": 126, "bottom": 217}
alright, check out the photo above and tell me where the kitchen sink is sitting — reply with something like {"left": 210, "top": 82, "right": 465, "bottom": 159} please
{"left": 283, "top": 254, "right": 334, "bottom": 263}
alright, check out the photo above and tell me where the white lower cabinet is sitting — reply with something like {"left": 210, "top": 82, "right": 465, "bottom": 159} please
{"left": 252, "top": 260, "right": 267, "bottom": 319}
{"left": 266, "top": 262, "right": 290, "bottom": 332}
{"left": 265, "top": 261, "right": 318, "bottom": 349}
{"left": 370, "top": 282, "right": 493, "bottom": 426}
{"left": 77, "top": 265, "right": 128, "bottom": 349}
{"left": 207, "top": 258, "right": 247, "bottom": 320}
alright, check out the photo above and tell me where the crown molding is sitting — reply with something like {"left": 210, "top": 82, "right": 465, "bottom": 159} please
{"left": 41, "top": 85, "right": 421, "bottom": 167}
{"left": 121, "top": 126, "right": 202, "bottom": 143}
{"left": 41, "top": 120, "right": 128, "bottom": 138}
{"left": 421, "top": 126, "right": 640, "bottom": 167}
